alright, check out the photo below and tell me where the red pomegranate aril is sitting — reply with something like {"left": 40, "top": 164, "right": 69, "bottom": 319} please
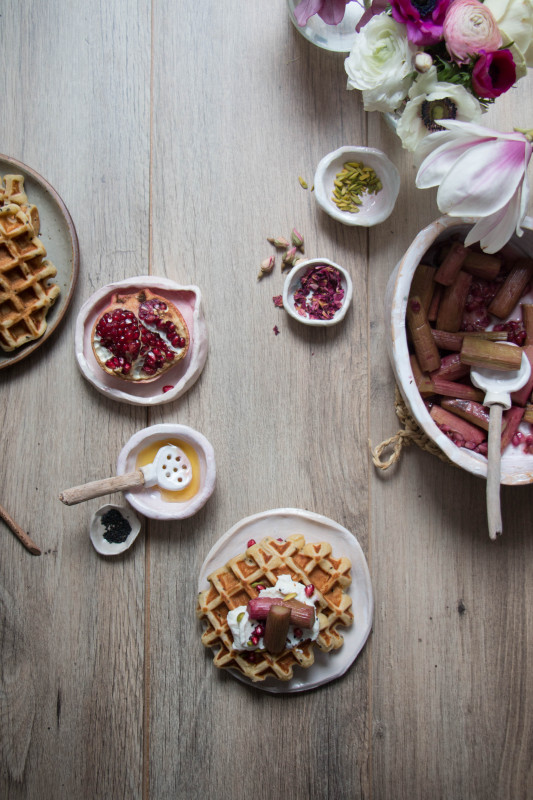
{"left": 162, "top": 385, "right": 173, "bottom": 393}
{"left": 304, "top": 584, "right": 314, "bottom": 597}
{"left": 254, "top": 624, "right": 265, "bottom": 637}
{"left": 250, "top": 635, "right": 259, "bottom": 646}
{"left": 293, "top": 627, "right": 303, "bottom": 638}
{"left": 122, "top": 362, "right": 131, "bottom": 375}
{"left": 247, "top": 539, "right": 256, "bottom": 548}
{"left": 255, "top": 584, "right": 265, "bottom": 592}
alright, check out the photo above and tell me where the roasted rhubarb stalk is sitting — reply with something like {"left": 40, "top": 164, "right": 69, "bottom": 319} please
{"left": 409, "top": 263, "right": 437, "bottom": 313}
{"left": 430, "top": 404, "right": 486, "bottom": 445}
{"left": 435, "top": 241, "right": 468, "bottom": 286}
{"left": 431, "top": 329, "right": 507, "bottom": 352}
{"left": 436, "top": 271, "right": 473, "bottom": 332}
{"left": 264, "top": 605, "right": 291, "bottom": 654}
{"left": 430, "top": 353, "right": 470, "bottom": 382}
{"left": 407, "top": 295, "right": 441, "bottom": 372}
{"left": 459, "top": 337, "right": 522, "bottom": 371}
{"left": 501, "top": 406, "right": 525, "bottom": 452}
{"left": 511, "top": 345, "right": 533, "bottom": 406}
{"left": 441, "top": 398, "right": 490, "bottom": 431}
{"left": 462, "top": 250, "right": 502, "bottom": 280}
{"left": 410, "top": 354, "right": 434, "bottom": 397}
{"left": 427, "top": 283, "right": 443, "bottom": 322}
{"left": 430, "top": 377, "right": 484, "bottom": 402}
{"left": 522, "top": 303, "right": 533, "bottom": 345}
{"left": 488, "top": 259, "right": 533, "bottom": 318}
{"left": 247, "top": 596, "right": 315, "bottom": 629}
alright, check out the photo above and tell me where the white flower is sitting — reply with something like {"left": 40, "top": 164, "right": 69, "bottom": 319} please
{"left": 484, "top": 0, "right": 533, "bottom": 71}
{"left": 396, "top": 66, "right": 482, "bottom": 151}
{"left": 415, "top": 120, "right": 532, "bottom": 253}
{"left": 344, "top": 13, "right": 416, "bottom": 113}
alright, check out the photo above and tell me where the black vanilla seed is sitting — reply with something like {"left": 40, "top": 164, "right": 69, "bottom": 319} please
{"left": 101, "top": 508, "right": 132, "bottom": 544}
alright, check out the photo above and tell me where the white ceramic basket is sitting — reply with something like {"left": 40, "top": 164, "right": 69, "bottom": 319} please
{"left": 385, "top": 215, "right": 533, "bottom": 486}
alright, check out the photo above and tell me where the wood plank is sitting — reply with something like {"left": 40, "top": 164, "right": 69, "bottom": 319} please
{"left": 0, "top": 1, "right": 150, "bottom": 797}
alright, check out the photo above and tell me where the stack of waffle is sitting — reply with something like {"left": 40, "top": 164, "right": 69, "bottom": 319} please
{"left": 197, "top": 534, "right": 354, "bottom": 682}
{"left": 0, "top": 174, "right": 60, "bottom": 352}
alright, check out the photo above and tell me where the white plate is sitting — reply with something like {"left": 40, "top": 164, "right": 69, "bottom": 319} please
{"left": 198, "top": 508, "right": 373, "bottom": 694}
{"left": 75, "top": 276, "right": 208, "bottom": 406}
{"left": 0, "top": 154, "right": 79, "bottom": 369}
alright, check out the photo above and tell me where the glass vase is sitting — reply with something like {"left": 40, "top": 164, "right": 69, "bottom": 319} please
{"left": 287, "top": 0, "right": 364, "bottom": 53}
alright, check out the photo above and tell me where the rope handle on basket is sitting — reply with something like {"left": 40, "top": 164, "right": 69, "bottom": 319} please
{"left": 370, "top": 386, "right": 454, "bottom": 470}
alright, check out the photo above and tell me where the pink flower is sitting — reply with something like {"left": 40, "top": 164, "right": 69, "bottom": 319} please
{"left": 416, "top": 120, "right": 532, "bottom": 252}
{"left": 294, "top": 0, "right": 351, "bottom": 26}
{"left": 472, "top": 49, "right": 516, "bottom": 98}
{"left": 443, "top": 0, "right": 502, "bottom": 63}
{"left": 389, "top": 0, "right": 453, "bottom": 46}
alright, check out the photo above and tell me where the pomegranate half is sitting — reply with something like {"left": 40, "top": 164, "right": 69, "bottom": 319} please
{"left": 91, "top": 289, "right": 190, "bottom": 382}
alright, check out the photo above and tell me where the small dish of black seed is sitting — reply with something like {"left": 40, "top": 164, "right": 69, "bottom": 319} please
{"left": 90, "top": 503, "right": 141, "bottom": 556}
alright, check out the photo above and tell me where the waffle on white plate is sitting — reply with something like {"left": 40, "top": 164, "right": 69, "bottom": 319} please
{"left": 197, "top": 533, "right": 354, "bottom": 682}
{"left": 0, "top": 174, "right": 60, "bottom": 352}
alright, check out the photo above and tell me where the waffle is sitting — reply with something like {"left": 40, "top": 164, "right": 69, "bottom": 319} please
{"left": 0, "top": 175, "right": 59, "bottom": 352}
{"left": 197, "top": 534, "right": 354, "bottom": 682}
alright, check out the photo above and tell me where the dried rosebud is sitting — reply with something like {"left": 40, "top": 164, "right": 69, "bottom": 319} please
{"left": 257, "top": 255, "right": 275, "bottom": 280}
{"left": 414, "top": 51, "right": 433, "bottom": 73}
{"left": 267, "top": 236, "right": 290, "bottom": 249}
{"left": 290, "top": 228, "right": 305, "bottom": 252}
{"left": 282, "top": 246, "right": 298, "bottom": 270}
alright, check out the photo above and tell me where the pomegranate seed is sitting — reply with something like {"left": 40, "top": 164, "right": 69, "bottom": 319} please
{"left": 162, "top": 385, "right": 174, "bottom": 393}
{"left": 304, "top": 584, "right": 314, "bottom": 597}
{"left": 247, "top": 539, "right": 256, "bottom": 547}
{"left": 253, "top": 624, "right": 265, "bottom": 637}
{"left": 293, "top": 628, "right": 303, "bottom": 638}
{"left": 251, "top": 635, "right": 259, "bottom": 646}
{"left": 255, "top": 584, "right": 265, "bottom": 592}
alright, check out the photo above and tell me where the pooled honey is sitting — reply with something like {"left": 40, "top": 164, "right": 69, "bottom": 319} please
{"left": 135, "top": 439, "right": 201, "bottom": 502}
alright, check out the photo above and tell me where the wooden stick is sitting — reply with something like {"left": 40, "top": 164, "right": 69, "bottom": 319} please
{"left": 59, "top": 471, "right": 145, "bottom": 506}
{"left": 0, "top": 502, "right": 41, "bottom": 555}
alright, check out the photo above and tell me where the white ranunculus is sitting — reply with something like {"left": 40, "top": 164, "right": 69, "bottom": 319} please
{"left": 344, "top": 13, "right": 416, "bottom": 113}
{"left": 396, "top": 66, "right": 482, "bottom": 151}
{"left": 484, "top": 0, "right": 533, "bottom": 68}
{"left": 416, "top": 120, "right": 532, "bottom": 253}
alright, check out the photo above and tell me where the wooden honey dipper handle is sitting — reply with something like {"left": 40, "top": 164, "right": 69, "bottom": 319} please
{"left": 59, "top": 471, "right": 145, "bottom": 506}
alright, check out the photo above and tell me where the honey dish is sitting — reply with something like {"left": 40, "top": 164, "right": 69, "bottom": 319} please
{"left": 314, "top": 146, "right": 400, "bottom": 227}
{"left": 282, "top": 258, "right": 353, "bottom": 327}
{"left": 386, "top": 215, "right": 533, "bottom": 485}
{"left": 116, "top": 423, "right": 216, "bottom": 520}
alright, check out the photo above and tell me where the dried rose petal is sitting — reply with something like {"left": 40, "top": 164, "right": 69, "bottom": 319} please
{"left": 272, "top": 295, "right": 283, "bottom": 308}
{"left": 273, "top": 325, "right": 280, "bottom": 335}
{"left": 293, "top": 264, "right": 345, "bottom": 320}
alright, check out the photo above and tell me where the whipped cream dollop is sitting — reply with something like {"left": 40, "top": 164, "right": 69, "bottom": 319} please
{"left": 227, "top": 574, "right": 319, "bottom": 652}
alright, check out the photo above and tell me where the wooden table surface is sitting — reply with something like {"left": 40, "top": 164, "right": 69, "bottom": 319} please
{"left": 1, "top": 2, "right": 532, "bottom": 798}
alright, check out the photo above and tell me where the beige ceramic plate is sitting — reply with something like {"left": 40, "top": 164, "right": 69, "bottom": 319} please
{"left": 0, "top": 154, "right": 79, "bottom": 369}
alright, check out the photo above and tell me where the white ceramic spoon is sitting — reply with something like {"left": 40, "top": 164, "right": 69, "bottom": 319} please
{"left": 59, "top": 444, "right": 192, "bottom": 506}
{"left": 471, "top": 351, "right": 531, "bottom": 539}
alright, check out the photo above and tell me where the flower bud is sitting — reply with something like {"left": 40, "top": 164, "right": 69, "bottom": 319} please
{"left": 290, "top": 228, "right": 305, "bottom": 251}
{"left": 281, "top": 246, "right": 298, "bottom": 270}
{"left": 414, "top": 51, "right": 433, "bottom": 73}
{"left": 267, "top": 236, "right": 290, "bottom": 249}
{"left": 257, "top": 255, "right": 275, "bottom": 280}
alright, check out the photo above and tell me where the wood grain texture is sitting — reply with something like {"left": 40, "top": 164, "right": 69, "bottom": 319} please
{"left": 0, "top": 1, "right": 532, "bottom": 799}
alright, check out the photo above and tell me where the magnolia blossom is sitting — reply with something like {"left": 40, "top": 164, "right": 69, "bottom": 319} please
{"left": 345, "top": 14, "right": 416, "bottom": 112}
{"left": 472, "top": 49, "right": 516, "bottom": 98}
{"left": 396, "top": 66, "right": 482, "bottom": 151}
{"left": 389, "top": 0, "right": 452, "bottom": 45}
{"left": 415, "top": 120, "right": 532, "bottom": 252}
{"left": 443, "top": 0, "right": 502, "bottom": 63}
{"left": 484, "top": 0, "right": 533, "bottom": 70}
{"left": 294, "top": 0, "right": 350, "bottom": 25}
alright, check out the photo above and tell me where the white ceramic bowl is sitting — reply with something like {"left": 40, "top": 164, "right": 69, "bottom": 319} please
{"left": 117, "top": 424, "right": 216, "bottom": 520}
{"left": 282, "top": 258, "right": 353, "bottom": 327}
{"left": 75, "top": 276, "right": 208, "bottom": 406}
{"left": 385, "top": 215, "right": 533, "bottom": 485}
{"left": 90, "top": 504, "right": 141, "bottom": 556}
{"left": 314, "top": 146, "right": 400, "bottom": 227}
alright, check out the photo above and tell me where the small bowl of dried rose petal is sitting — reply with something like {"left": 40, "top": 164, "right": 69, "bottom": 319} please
{"left": 282, "top": 258, "right": 353, "bottom": 327}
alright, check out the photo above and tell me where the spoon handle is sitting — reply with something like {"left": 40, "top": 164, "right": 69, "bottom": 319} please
{"left": 59, "top": 471, "right": 145, "bottom": 506}
{"left": 486, "top": 404, "right": 503, "bottom": 540}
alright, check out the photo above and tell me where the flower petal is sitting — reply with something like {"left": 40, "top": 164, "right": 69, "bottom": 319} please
{"left": 436, "top": 139, "right": 527, "bottom": 215}
{"left": 294, "top": 0, "right": 324, "bottom": 25}
{"left": 464, "top": 189, "right": 522, "bottom": 252}
{"left": 416, "top": 134, "right": 487, "bottom": 186}
{"left": 319, "top": 0, "right": 349, "bottom": 24}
